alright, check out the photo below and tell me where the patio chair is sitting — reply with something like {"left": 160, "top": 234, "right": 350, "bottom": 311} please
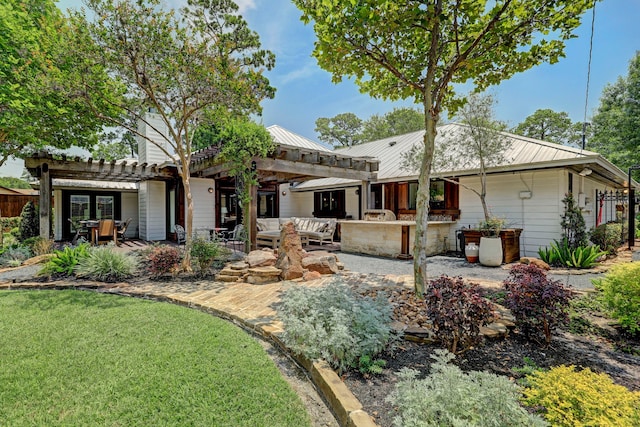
{"left": 220, "top": 224, "right": 246, "bottom": 250}
{"left": 174, "top": 224, "right": 186, "bottom": 245}
{"left": 96, "top": 219, "right": 117, "bottom": 245}
{"left": 117, "top": 217, "right": 132, "bottom": 244}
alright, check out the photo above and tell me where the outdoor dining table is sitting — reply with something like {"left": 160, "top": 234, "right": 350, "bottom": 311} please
{"left": 79, "top": 219, "right": 123, "bottom": 245}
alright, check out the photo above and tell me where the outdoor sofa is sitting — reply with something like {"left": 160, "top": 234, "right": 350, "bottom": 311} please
{"left": 256, "top": 217, "right": 337, "bottom": 247}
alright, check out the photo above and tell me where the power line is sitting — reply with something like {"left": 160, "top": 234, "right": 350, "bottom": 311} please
{"left": 582, "top": 0, "right": 597, "bottom": 151}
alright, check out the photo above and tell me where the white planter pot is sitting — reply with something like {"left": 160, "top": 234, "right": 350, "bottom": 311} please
{"left": 479, "top": 236, "right": 503, "bottom": 267}
{"left": 464, "top": 243, "right": 479, "bottom": 263}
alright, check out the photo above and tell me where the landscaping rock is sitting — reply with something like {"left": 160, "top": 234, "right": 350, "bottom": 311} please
{"left": 246, "top": 266, "right": 282, "bottom": 285}
{"left": 246, "top": 250, "right": 276, "bottom": 268}
{"left": 303, "top": 270, "right": 322, "bottom": 281}
{"left": 276, "top": 223, "right": 305, "bottom": 280}
{"left": 302, "top": 254, "right": 340, "bottom": 275}
{"left": 519, "top": 257, "right": 550, "bottom": 270}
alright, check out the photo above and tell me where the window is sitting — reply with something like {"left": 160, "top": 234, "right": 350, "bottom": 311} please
{"left": 429, "top": 180, "right": 445, "bottom": 209}
{"left": 408, "top": 182, "right": 419, "bottom": 210}
{"left": 96, "top": 195, "right": 114, "bottom": 219}
{"left": 313, "top": 190, "right": 346, "bottom": 218}
{"left": 70, "top": 195, "right": 90, "bottom": 232}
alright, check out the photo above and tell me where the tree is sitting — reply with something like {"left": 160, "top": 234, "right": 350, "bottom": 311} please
{"left": 315, "top": 113, "right": 363, "bottom": 147}
{"left": 450, "top": 94, "right": 511, "bottom": 223}
{"left": 361, "top": 107, "right": 424, "bottom": 141}
{"left": 65, "top": 0, "right": 275, "bottom": 269}
{"left": 513, "top": 109, "right": 574, "bottom": 145}
{"left": 92, "top": 129, "right": 137, "bottom": 161}
{"left": 294, "top": 0, "right": 596, "bottom": 295}
{"left": 589, "top": 52, "right": 640, "bottom": 173}
{"left": 0, "top": 177, "right": 31, "bottom": 189}
{"left": 0, "top": 0, "right": 113, "bottom": 166}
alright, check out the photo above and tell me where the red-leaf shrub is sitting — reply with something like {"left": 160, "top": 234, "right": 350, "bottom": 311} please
{"left": 503, "top": 264, "right": 573, "bottom": 344}
{"left": 147, "top": 245, "right": 182, "bottom": 277}
{"left": 425, "top": 276, "right": 494, "bottom": 354}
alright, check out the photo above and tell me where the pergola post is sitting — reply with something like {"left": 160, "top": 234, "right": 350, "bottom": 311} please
{"left": 628, "top": 165, "right": 640, "bottom": 249}
{"left": 39, "top": 163, "right": 51, "bottom": 239}
{"left": 249, "top": 182, "right": 258, "bottom": 251}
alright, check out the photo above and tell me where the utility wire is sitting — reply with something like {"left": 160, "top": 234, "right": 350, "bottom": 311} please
{"left": 582, "top": 1, "right": 597, "bottom": 151}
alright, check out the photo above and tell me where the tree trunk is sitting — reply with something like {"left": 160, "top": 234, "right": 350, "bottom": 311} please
{"left": 413, "top": 103, "right": 438, "bottom": 297}
{"left": 182, "top": 172, "right": 193, "bottom": 271}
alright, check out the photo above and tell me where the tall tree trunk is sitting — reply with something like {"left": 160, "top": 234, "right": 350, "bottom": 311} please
{"left": 182, "top": 172, "right": 193, "bottom": 271}
{"left": 413, "top": 101, "right": 439, "bottom": 297}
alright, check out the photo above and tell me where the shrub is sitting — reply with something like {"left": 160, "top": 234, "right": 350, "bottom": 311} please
{"left": 504, "top": 264, "right": 573, "bottom": 344}
{"left": 538, "top": 239, "right": 606, "bottom": 268}
{"left": 424, "top": 275, "right": 494, "bottom": 354}
{"left": 76, "top": 245, "right": 138, "bottom": 282}
{"left": 590, "top": 222, "right": 623, "bottom": 255}
{"left": 387, "top": 349, "right": 547, "bottom": 427}
{"left": 561, "top": 193, "right": 587, "bottom": 250}
{"left": 17, "top": 201, "right": 39, "bottom": 242}
{"left": 39, "top": 244, "right": 90, "bottom": 276}
{"left": 147, "top": 245, "right": 182, "bottom": 277}
{"left": 594, "top": 262, "right": 640, "bottom": 333}
{"left": 523, "top": 365, "right": 640, "bottom": 427}
{"left": 22, "top": 236, "right": 54, "bottom": 256}
{"left": 0, "top": 216, "right": 20, "bottom": 233}
{"left": 0, "top": 245, "right": 32, "bottom": 267}
{"left": 279, "top": 280, "right": 396, "bottom": 374}
{"left": 190, "top": 237, "right": 223, "bottom": 273}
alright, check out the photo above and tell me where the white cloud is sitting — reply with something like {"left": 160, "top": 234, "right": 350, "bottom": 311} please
{"left": 235, "top": 0, "right": 257, "bottom": 14}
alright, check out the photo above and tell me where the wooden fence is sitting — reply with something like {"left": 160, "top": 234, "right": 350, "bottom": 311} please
{"left": 0, "top": 195, "right": 39, "bottom": 218}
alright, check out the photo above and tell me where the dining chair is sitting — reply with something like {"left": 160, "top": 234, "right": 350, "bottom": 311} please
{"left": 174, "top": 224, "right": 186, "bottom": 245}
{"left": 97, "top": 219, "right": 116, "bottom": 245}
{"left": 117, "top": 218, "right": 133, "bottom": 244}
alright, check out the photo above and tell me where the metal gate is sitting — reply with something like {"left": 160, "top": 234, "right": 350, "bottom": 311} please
{"left": 595, "top": 190, "right": 628, "bottom": 227}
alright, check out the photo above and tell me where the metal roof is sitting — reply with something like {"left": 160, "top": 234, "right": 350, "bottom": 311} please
{"left": 295, "top": 123, "right": 632, "bottom": 190}
{"left": 267, "top": 125, "right": 332, "bottom": 152}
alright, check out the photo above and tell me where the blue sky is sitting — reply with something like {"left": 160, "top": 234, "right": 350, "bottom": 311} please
{"left": 2, "top": 0, "right": 638, "bottom": 177}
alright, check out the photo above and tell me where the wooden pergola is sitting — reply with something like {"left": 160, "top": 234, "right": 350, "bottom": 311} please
{"left": 26, "top": 144, "right": 379, "bottom": 248}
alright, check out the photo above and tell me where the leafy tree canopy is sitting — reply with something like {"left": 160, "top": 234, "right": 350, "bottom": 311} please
{"left": 513, "top": 108, "right": 577, "bottom": 145}
{"left": 0, "top": 176, "right": 32, "bottom": 189}
{"left": 315, "top": 107, "right": 423, "bottom": 147}
{"left": 294, "top": 0, "right": 596, "bottom": 294}
{"left": 66, "top": 0, "right": 276, "bottom": 266}
{"left": 589, "top": 51, "right": 640, "bottom": 172}
{"left": 0, "top": 0, "right": 114, "bottom": 165}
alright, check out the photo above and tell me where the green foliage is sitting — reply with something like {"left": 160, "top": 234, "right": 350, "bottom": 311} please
{"left": 593, "top": 262, "right": 640, "bottom": 333}
{"left": 589, "top": 52, "right": 640, "bottom": 174}
{"left": 538, "top": 238, "right": 606, "bottom": 268}
{"left": 39, "top": 244, "right": 90, "bottom": 276}
{"left": 361, "top": 107, "right": 424, "bottom": 142}
{"left": 590, "top": 222, "right": 622, "bottom": 255}
{"left": 568, "top": 292, "right": 609, "bottom": 335}
{"left": 279, "top": 280, "right": 396, "bottom": 374}
{"left": 146, "top": 245, "right": 182, "bottom": 277}
{"left": 0, "top": 0, "right": 111, "bottom": 163}
{"left": 17, "top": 201, "right": 39, "bottom": 242}
{"left": 357, "top": 355, "right": 387, "bottom": 376}
{"left": 513, "top": 108, "right": 578, "bottom": 145}
{"left": 67, "top": 0, "right": 275, "bottom": 258}
{"left": 425, "top": 276, "right": 494, "bottom": 354}
{"left": 315, "top": 112, "right": 363, "bottom": 147}
{"left": 561, "top": 193, "right": 588, "bottom": 250}
{"left": 504, "top": 264, "right": 573, "bottom": 344}
{"left": 293, "top": 0, "right": 595, "bottom": 296}
{"left": 478, "top": 216, "right": 506, "bottom": 237}
{"left": 0, "top": 177, "right": 31, "bottom": 189}
{"left": 0, "top": 246, "right": 32, "bottom": 267}
{"left": 22, "top": 237, "right": 54, "bottom": 256}
{"left": 523, "top": 365, "right": 640, "bottom": 427}
{"left": 190, "top": 237, "right": 224, "bottom": 274}
{"left": 511, "top": 357, "right": 544, "bottom": 387}
{"left": 387, "top": 349, "right": 547, "bottom": 427}
{"left": 76, "top": 245, "right": 138, "bottom": 282}
{"left": 0, "top": 217, "right": 20, "bottom": 233}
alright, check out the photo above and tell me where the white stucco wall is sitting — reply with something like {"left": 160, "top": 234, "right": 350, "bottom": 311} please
{"left": 137, "top": 112, "right": 172, "bottom": 165}
{"left": 281, "top": 187, "right": 314, "bottom": 217}
{"left": 138, "top": 180, "right": 166, "bottom": 241}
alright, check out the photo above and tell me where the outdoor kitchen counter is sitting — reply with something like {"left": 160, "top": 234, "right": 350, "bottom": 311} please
{"left": 339, "top": 220, "right": 456, "bottom": 258}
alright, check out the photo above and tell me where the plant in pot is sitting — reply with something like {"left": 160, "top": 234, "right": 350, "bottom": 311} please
{"left": 478, "top": 216, "right": 506, "bottom": 266}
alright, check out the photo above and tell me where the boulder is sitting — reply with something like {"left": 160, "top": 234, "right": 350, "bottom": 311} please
{"left": 302, "top": 270, "right": 322, "bottom": 281}
{"left": 276, "top": 222, "right": 305, "bottom": 280}
{"left": 246, "top": 266, "right": 282, "bottom": 285}
{"left": 519, "top": 257, "right": 550, "bottom": 270}
{"left": 246, "top": 250, "right": 276, "bottom": 268}
{"left": 302, "top": 254, "right": 340, "bottom": 275}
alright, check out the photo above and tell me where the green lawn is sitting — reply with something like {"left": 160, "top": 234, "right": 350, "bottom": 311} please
{"left": 0, "top": 290, "right": 311, "bottom": 426}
